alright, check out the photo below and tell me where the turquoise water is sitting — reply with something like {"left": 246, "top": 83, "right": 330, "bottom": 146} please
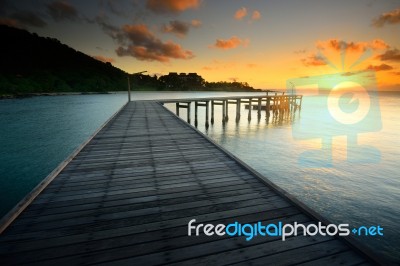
{"left": 0, "top": 94, "right": 128, "bottom": 216}
{"left": 0, "top": 91, "right": 399, "bottom": 263}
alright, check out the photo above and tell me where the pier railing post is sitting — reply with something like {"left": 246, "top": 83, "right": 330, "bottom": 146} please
{"left": 236, "top": 99, "right": 241, "bottom": 122}
{"left": 187, "top": 102, "right": 191, "bottom": 123}
{"left": 211, "top": 100, "right": 215, "bottom": 124}
{"left": 195, "top": 101, "right": 198, "bottom": 127}
{"left": 222, "top": 100, "right": 226, "bottom": 123}
{"left": 205, "top": 101, "right": 209, "bottom": 128}
{"left": 257, "top": 98, "right": 261, "bottom": 120}
{"left": 266, "top": 97, "right": 270, "bottom": 122}
{"left": 225, "top": 100, "right": 229, "bottom": 121}
{"left": 248, "top": 98, "right": 252, "bottom": 121}
{"left": 176, "top": 102, "right": 180, "bottom": 116}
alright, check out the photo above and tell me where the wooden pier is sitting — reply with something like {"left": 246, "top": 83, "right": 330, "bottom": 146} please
{"left": 0, "top": 101, "right": 382, "bottom": 265}
{"left": 162, "top": 94, "right": 302, "bottom": 128}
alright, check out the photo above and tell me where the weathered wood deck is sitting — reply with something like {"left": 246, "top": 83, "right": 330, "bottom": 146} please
{"left": 0, "top": 101, "right": 377, "bottom": 265}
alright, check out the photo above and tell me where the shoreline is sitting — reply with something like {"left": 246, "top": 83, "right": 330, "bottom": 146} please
{"left": 0, "top": 89, "right": 266, "bottom": 100}
{"left": 0, "top": 91, "right": 115, "bottom": 100}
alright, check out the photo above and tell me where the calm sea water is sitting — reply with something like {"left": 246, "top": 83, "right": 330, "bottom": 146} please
{"left": 0, "top": 91, "right": 399, "bottom": 262}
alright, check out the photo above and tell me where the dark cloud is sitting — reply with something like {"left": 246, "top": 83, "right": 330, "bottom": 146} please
{"left": 95, "top": 15, "right": 125, "bottom": 43}
{"left": 47, "top": 1, "right": 78, "bottom": 22}
{"left": 162, "top": 20, "right": 200, "bottom": 38}
{"left": 372, "top": 8, "right": 400, "bottom": 27}
{"left": 316, "top": 38, "right": 388, "bottom": 52}
{"left": 105, "top": 0, "right": 126, "bottom": 17}
{"left": 377, "top": 49, "right": 400, "bottom": 61}
{"left": 10, "top": 11, "right": 47, "bottom": 27}
{"left": 101, "top": 23, "right": 194, "bottom": 62}
{"left": 366, "top": 63, "right": 393, "bottom": 71}
{"left": 146, "top": 0, "right": 200, "bottom": 14}
{"left": 162, "top": 20, "right": 190, "bottom": 37}
{"left": 95, "top": 15, "right": 195, "bottom": 62}
{"left": 301, "top": 54, "right": 326, "bottom": 66}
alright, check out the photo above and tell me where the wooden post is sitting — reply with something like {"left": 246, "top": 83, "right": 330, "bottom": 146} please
{"left": 235, "top": 99, "right": 241, "bottom": 122}
{"left": 187, "top": 102, "right": 191, "bottom": 123}
{"left": 176, "top": 102, "right": 179, "bottom": 116}
{"left": 205, "top": 101, "right": 209, "bottom": 128}
{"left": 257, "top": 98, "right": 261, "bottom": 119}
{"left": 225, "top": 100, "right": 229, "bottom": 121}
{"left": 248, "top": 98, "right": 252, "bottom": 121}
{"left": 195, "top": 101, "right": 198, "bottom": 127}
{"left": 222, "top": 100, "right": 226, "bottom": 123}
{"left": 266, "top": 97, "right": 270, "bottom": 121}
{"left": 211, "top": 100, "right": 215, "bottom": 124}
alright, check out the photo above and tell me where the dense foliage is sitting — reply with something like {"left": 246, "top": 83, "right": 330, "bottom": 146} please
{"left": 0, "top": 25, "right": 127, "bottom": 95}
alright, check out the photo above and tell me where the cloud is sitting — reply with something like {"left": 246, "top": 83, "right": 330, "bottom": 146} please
{"left": 146, "top": 0, "right": 200, "bottom": 14}
{"left": 372, "top": 8, "right": 400, "bottom": 27}
{"left": 114, "top": 24, "right": 194, "bottom": 62}
{"left": 47, "top": 1, "right": 78, "bottom": 22}
{"left": 162, "top": 19, "right": 201, "bottom": 38}
{"left": 9, "top": 11, "right": 47, "bottom": 28}
{"left": 191, "top": 19, "right": 202, "bottom": 27}
{"left": 301, "top": 53, "right": 327, "bottom": 66}
{"left": 316, "top": 38, "right": 389, "bottom": 52}
{"left": 377, "top": 48, "right": 400, "bottom": 61}
{"left": 93, "top": 55, "right": 115, "bottom": 63}
{"left": 95, "top": 15, "right": 125, "bottom": 43}
{"left": 162, "top": 20, "right": 189, "bottom": 37}
{"left": 366, "top": 64, "right": 393, "bottom": 71}
{"left": 234, "top": 7, "right": 247, "bottom": 20}
{"left": 104, "top": 0, "right": 126, "bottom": 17}
{"left": 370, "top": 39, "right": 390, "bottom": 50}
{"left": 210, "top": 36, "right": 249, "bottom": 50}
{"left": 251, "top": 10, "right": 261, "bottom": 20}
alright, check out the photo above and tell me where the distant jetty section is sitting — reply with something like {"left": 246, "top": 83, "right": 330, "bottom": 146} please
{"left": 160, "top": 92, "right": 303, "bottom": 127}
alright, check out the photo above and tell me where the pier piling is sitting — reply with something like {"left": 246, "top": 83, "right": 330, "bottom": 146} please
{"left": 167, "top": 94, "right": 302, "bottom": 126}
{"left": 236, "top": 99, "right": 241, "bottom": 122}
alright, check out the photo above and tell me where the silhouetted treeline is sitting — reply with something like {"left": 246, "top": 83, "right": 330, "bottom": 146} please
{"left": 0, "top": 25, "right": 259, "bottom": 95}
{"left": 205, "top": 81, "right": 256, "bottom": 91}
{"left": 0, "top": 25, "right": 127, "bottom": 95}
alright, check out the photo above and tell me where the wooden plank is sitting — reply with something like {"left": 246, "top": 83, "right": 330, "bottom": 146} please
{"left": 296, "top": 250, "right": 367, "bottom": 266}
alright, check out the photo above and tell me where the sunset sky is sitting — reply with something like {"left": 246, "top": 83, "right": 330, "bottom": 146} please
{"left": 0, "top": 0, "right": 399, "bottom": 90}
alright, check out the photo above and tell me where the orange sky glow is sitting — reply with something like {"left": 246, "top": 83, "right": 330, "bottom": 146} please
{"left": 0, "top": 0, "right": 399, "bottom": 91}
